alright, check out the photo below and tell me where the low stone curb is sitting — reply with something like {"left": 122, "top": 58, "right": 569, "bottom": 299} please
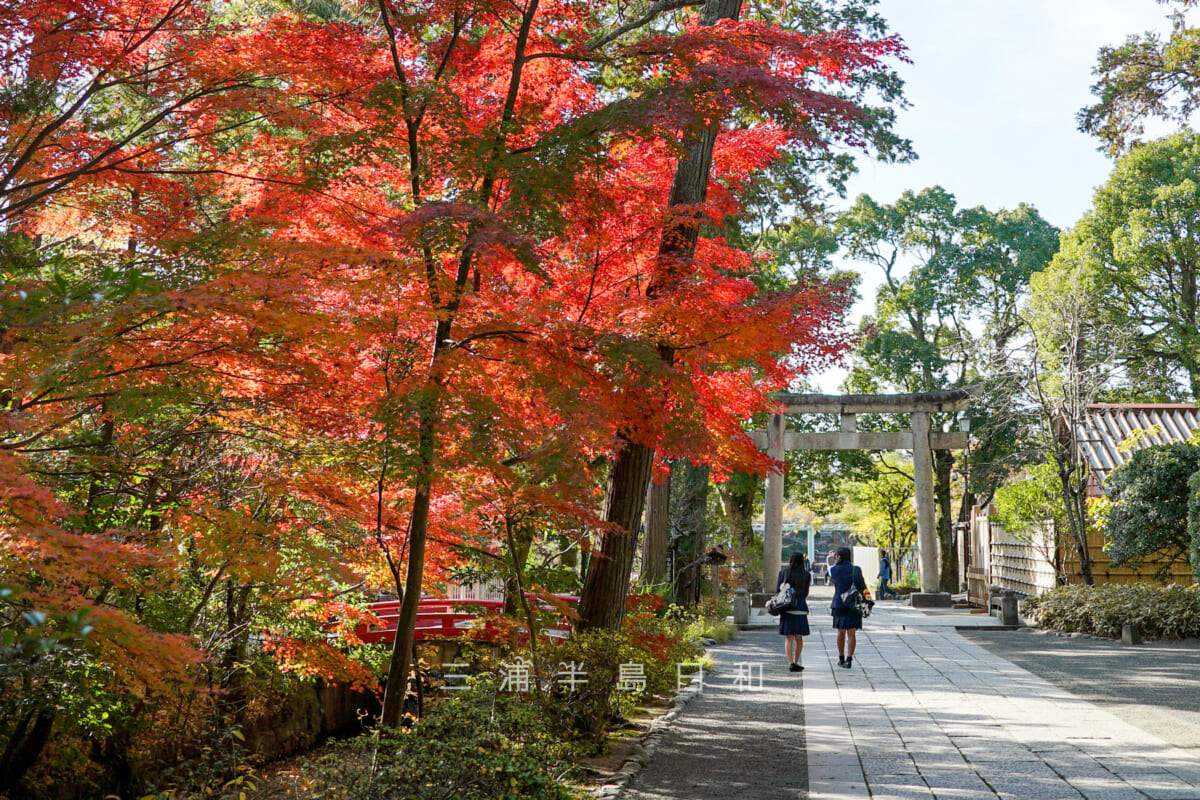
{"left": 1028, "top": 627, "right": 1119, "bottom": 641}
{"left": 593, "top": 674, "right": 705, "bottom": 798}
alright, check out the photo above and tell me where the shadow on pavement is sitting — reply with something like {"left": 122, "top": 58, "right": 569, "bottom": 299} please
{"left": 960, "top": 629, "right": 1200, "bottom": 755}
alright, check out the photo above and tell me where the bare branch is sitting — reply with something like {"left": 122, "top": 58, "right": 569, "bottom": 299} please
{"left": 586, "top": 0, "right": 705, "bottom": 52}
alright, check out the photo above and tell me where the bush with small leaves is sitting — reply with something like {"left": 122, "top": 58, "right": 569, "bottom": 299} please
{"left": 1189, "top": 470, "right": 1200, "bottom": 580}
{"left": 1105, "top": 443, "right": 1200, "bottom": 577}
{"left": 1023, "top": 583, "right": 1200, "bottom": 640}
{"left": 294, "top": 690, "right": 579, "bottom": 800}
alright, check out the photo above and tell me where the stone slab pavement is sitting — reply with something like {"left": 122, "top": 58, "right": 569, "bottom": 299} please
{"left": 625, "top": 587, "right": 1200, "bottom": 800}
{"left": 806, "top": 588, "right": 1200, "bottom": 800}
{"left": 959, "top": 628, "right": 1200, "bottom": 759}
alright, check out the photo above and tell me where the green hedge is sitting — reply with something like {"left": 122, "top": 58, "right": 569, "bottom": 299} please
{"left": 1022, "top": 583, "right": 1200, "bottom": 640}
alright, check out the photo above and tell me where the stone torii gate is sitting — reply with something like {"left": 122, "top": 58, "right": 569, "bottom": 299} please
{"left": 755, "top": 389, "right": 971, "bottom": 596}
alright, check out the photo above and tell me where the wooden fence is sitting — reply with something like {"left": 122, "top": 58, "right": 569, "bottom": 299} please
{"left": 1061, "top": 529, "right": 1194, "bottom": 585}
{"left": 966, "top": 506, "right": 1193, "bottom": 599}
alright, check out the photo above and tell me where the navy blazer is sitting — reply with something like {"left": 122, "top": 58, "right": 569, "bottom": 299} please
{"left": 829, "top": 562, "right": 867, "bottom": 611}
{"left": 775, "top": 566, "right": 811, "bottom": 613}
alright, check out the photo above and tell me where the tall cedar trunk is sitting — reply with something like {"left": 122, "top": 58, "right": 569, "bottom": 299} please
{"left": 578, "top": 433, "right": 657, "bottom": 630}
{"left": 718, "top": 473, "right": 757, "bottom": 548}
{"left": 576, "top": 0, "right": 743, "bottom": 630}
{"left": 642, "top": 472, "right": 670, "bottom": 583}
{"left": 934, "top": 449, "right": 958, "bottom": 592}
{"left": 670, "top": 459, "right": 710, "bottom": 606}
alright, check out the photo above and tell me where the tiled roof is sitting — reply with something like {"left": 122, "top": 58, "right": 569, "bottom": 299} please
{"left": 1076, "top": 404, "right": 1200, "bottom": 481}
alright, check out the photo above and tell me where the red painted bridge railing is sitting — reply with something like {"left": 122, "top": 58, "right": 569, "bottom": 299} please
{"left": 355, "top": 595, "right": 579, "bottom": 644}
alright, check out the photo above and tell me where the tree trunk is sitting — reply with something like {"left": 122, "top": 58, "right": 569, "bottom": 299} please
{"left": 1068, "top": 498, "right": 1094, "bottom": 585}
{"left": 1065, "top": 473, "right": 1094, "bottom": 586}
{"left": 670, "top": 459, "right": 710, "bottom": 606}
{"left": 642, "top": 472, "right": 670, "bottom": 584}
{"left": 0, "top": 709, "right": 55, "bottom": 796}
{"left": 934, "top": 449, "right": 958, "bottom": 592}
{"left": 577, "top": 433, "right": 657, "bottom": 630}
{"left": 1053, "top": 435, "right": 1094, "bottom": 586}
{"left": 376, "top": 0, "right": 540, "bottom": 726}
{"left": 219, "top": 582, "right": 253, "bottom": 720}
{"left": 381, "top": 384, "right": 439, "bottom": 727}
{"left": 503, "top": 518, "right": 535, "bottom": 616}
{"left": 718, "top": 472, "right": 757, "bottom": 549}
{"left": 576, "top": 0, "right": 743, "bottom": 631}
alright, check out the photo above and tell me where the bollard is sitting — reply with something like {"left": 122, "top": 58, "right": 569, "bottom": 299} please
{"left": 1000, "top": 589, "right": 1019, "bottom": 626}
{"left": 1122, "top": 623, "right": 1143, "bottom": 645}
{"left": 989, "top": 585, "right": 1004, "bottom": 617}
{"left": 733, "top": 587, "right": 750, "bottom": 626}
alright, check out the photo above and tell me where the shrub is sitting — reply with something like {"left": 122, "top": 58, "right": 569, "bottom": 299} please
{"left": 272, "top": 689, "right": 580, "bottom": 800}
{"left": 1022, "top": 583, "right": 1200, "bottom": 639}
{"left": 691, "top": 616, "right": 736, "bottom": 644}
{"left": 1190, "top": 470, "right": 1200, "bottom": 580}
{"left": 1104, "top": 443, "right": 1200, "bottom": 576}
{"left": 538, "top": 629, "right": 647, "bottom": 741}
{"left": 138, "top": 728, "right": 258, "bottom": 800}
{"left": 505, "top": 604, "right": 709, "bottom": 742}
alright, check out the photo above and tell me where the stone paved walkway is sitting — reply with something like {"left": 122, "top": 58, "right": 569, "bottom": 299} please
{"left": 806, "top": 597, "right": 1200, "bottom": 800}
{"left": 623, "top": 592, "right": 1200, "bottom": 800}
{"left": 960, "top": 628, "right": 1200, "bottom": 758}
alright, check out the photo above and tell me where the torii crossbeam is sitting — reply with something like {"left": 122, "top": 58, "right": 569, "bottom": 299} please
{"left": 753, "top": 389, "right": 972, "bottom": 593}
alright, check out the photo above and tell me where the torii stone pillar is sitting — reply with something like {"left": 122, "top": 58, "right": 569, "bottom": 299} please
{"left": 756, "top": 389, "right": 971, "bottom": 593}
{"left": 763, "top": 413, "right": 785, "bottom": 591}
{"left": 910, "top": 411, "right": 937, "bottom": 592}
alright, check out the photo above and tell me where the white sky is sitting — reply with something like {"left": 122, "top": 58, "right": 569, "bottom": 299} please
{"left": 813, "top": 0, "right": 1181, "bottom": 391}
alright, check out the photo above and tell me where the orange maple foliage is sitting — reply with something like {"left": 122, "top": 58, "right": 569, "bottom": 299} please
{"left": 2, "top": 0, "right": 904, "bottom": 782}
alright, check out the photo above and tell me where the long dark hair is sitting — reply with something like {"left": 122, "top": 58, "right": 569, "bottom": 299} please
{"left": 786, "top": 551, "right": 810, "bottom": 594}
{"left": 835, "top": 546, "right": 852, "bottom": 564}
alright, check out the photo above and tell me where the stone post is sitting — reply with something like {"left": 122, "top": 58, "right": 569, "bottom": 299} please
{"left": 1000, "top": 590, "right": 1019, "bottom": 626}
{"left": 733, "top": 587, "right": 750, "bottom": 626}
{"left": 912, "top": 411, "right": 938, "bottom": 592}
{"left": 763, "top": 412, "right": 785, "bottom": 591}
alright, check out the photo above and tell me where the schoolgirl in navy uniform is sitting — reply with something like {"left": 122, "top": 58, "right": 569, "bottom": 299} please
{"left": 775, "top": 551, "right": 811, "bottom": 671}
{"left": 828, "top": 546, "right": 872, "bottom": 668}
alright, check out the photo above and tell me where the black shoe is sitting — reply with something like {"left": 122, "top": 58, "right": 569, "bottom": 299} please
{"left": 837, "top": 655, "right": 846, "bottom": 667}
{"left": 789, "top": 662, "right": 801, "bottom": 672}
{"left": 843, "top": 656, "right": 853, "bottom": 669}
